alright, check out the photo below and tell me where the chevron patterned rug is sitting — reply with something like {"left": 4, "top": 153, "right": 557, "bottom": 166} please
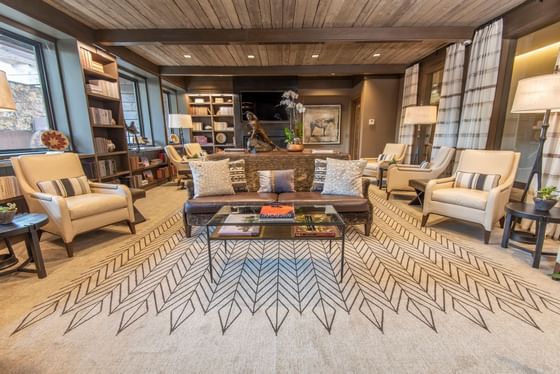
{"left": 3, "top": 188, "right": 560, "bottom": 372}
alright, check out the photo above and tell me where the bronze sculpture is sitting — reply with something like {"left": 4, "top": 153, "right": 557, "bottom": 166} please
{"left": 246, "top": 111, "right": 278, "bottom": 152}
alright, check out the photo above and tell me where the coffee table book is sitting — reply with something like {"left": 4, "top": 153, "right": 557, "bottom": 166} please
{"left": 217, "top": 214, "right": 261, "bottom": 237}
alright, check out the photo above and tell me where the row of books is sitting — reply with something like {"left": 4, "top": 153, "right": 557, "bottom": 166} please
{"left": 215, "top": 107, "right": 234, "bottom": 116}
{"left": 0, "top": 176, "right": 21, "bottom": 199}
{"left": 124, "top": 167, "right": 171, "bottom": 188}
{"left": 98, "top": 159, "right": 118, "bottom": 177}
{"left": 87, "top": 79, "right": 119, "bottom": 99}
{"left": 89, "top": 107, "right": 113, "bottom": 125}
{"left": 79, "top": 48, "right": 105, "bottom": 73}
{"left": 93, "top": 137, "right": 115, "bottom": 153}
{"left": 191, "top": 106, "right": 211, "bottom": 115}
{"left": 129, "top": 156, "right": 164, "bottom": 170}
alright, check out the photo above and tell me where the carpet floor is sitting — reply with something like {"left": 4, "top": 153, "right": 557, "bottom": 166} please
{"left": 1, "top": 184, "right": 560, "bottom": 373}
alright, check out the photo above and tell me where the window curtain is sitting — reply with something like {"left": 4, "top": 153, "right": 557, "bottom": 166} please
{"left": 397, "top": 63, "right": 419, "bottom": 163}
{"left": 456, "top": 19, "right": 503, "bottom": 149}
{"left": 431, "top": 43, "right": 466, "bottom": 159}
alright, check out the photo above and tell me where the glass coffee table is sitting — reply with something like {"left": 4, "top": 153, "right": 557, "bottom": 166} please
{"left": 205, "top": 205, "right": 346, "bottom": 282}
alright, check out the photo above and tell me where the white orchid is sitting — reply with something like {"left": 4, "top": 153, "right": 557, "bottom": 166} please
{"left": 296, "top": 103, "right": 305, "bottom": 113}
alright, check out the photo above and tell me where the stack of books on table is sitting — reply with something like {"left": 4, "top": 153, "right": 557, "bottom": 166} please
{"left": 259, "top": 204, "right": 295, "bottom": 222}
{"left": 293, "top": 214, "right": 338, "bottom": 237}
{"left": 218, "top": 214, "right": 261, "bottom": 237}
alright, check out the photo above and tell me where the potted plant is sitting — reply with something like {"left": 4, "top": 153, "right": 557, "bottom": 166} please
{"left": 279, "top": 90, "right": 305, "bottom": 152}
{"left": 0, "top": 203, "right": 17, "bottom": 224}
{"left": 534, "top": 186, "right": 558, "bottom": 212}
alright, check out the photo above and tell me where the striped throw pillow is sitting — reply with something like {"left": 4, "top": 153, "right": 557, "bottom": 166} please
{"left": 37, "top": 175, "right": 91, "bottom": 197}
{"left": 378, "top": 153, "right": 395, "bottom": 162}
{"left": 454, "top": 172, "right": 500, "bottom": 192}
{"left": 419, "top": 161, "right": 430, "bottom": 169}
{"left": 37, "top": 176, "right": 91, "bottom": 197}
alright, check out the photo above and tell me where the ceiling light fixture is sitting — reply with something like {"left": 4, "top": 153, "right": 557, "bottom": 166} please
{"left": 184, "top": 54, "right": 192, "bottom": 58}
{"left": 311, "top": 54, "right": 319, "bottom": 58}
{"left": 373, "top": 53, "right": 381, "bottom": 57}
{"left": 247, "top": 55, "right": 255, "bottom": 59}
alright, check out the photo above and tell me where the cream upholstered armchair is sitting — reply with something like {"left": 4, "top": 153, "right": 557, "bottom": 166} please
{"left": 184, "top": 143, "right": 207, "bottom": 159}
{"left": 421, "top": 150, "right": 520, "bottom": 244}
{"left": 165, "top": 145, "right": 190, "bottom": 186}
{"left": 11, "top": 153, "right": 135, "bottom": 257}
{"left": 386, "top": 146, "right": 455, "bottom": 199}
{"left": 362, "top": 143, "right": 407, "bottom": 178}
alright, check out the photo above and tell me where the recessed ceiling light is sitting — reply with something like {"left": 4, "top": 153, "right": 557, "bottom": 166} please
{"left": 247, "top": 54, "right": 255, "bottom": 59}
{"left": 184, "top": 54, "right": 192, "bottom": 58}
{"left": 373, "top": 53, "right": 381, "bottom": 57}
{"left": 330, "top": 73, "right": 336, "bottom": 76}
{"left": 311, "top": 54, "right": 319, "bottom": 58}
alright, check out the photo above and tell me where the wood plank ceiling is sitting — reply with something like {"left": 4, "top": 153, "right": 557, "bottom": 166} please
{"left": 42, "top": 0, "right": 526, "bottom": 69}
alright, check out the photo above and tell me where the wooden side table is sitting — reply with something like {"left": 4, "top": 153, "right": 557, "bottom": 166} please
{"left": 501, "top": 203, "right": 560, "bottom": 268}
{"left": 130, "top": 188, "right": 147, "bottom": 224}
{"left": 408, "top": 179, "right": 429, "bottom": 207}
{"left": 0, "top": 213, "right": 49, "bottom": 278}
{"left": 377, "top": 164, "right": 389, "bottom": 189}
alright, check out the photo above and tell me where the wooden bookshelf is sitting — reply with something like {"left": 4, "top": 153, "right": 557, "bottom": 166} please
{"left": 127, "top": 148, "right": 172, "bottom": 189}
{"left": 186, "top": 94, "right": 238, "bottom": 154}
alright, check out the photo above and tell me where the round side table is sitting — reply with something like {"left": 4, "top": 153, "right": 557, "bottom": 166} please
{"left": 501, "top": 202, "right": 560, "bottom": 268}
{"left": 0, "top": 213, "right": 49, "bottom": 278}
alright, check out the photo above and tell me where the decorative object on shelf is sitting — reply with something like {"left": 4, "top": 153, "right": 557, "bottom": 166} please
{"left": 279, "top": 90, "right": 305, "bottom": 150}
{"left": 214, "top": 122, "right": 228, "bottom": 131}
{"left": 168, "top": 114, "right": 193, "bottom": 144}
{"left": 194, "top": 135, "right": 208, "bottom": 145}
{"left": 245, "top": 111, "right": 278, "bottom": 152}
{"left": 40, "top": 130, "right": 70, "bottom": 151}
{"left": 215, "top": 132, "right": 227, "bottom": 144}
{"left": 0, "top": 203, "right": 17, "bottom": 225}
{"left": 169, "top": 134, "right": 180, "bottom": 144}
{"left": 0, "top": 70, "right": 16, "bottom": 111}
{"left": 106, "top": 139, "right": 116, "bottom": 152}
{"left": 534, "top": 186, "right": 558, "bottom": 212}
{"left": 403, "top": 105, "right": 438, "bottom": 163}
{"left": 192, "top": 122, "right": 203, "bottom": 131}
{"left": 303, "top": 105, "right": 341, "bottom": 145}
{"left": 126, "top": 121, "right": 141, "bottom": 151}
{"left": 204, "top": 125, "right": 212, "bottom": 130}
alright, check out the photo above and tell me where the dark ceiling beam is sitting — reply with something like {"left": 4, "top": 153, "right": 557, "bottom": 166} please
{"left": 501, "top": 0, "right": 560, "bottom": 39}
{"left": 160, "top": 64, "right": 406, "bottom": 76}
{"left": 95, "top": 27, "right": 474, "bottom": 46}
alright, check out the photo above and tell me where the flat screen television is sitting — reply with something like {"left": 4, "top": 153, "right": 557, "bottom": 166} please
{"left": 240, "top": 91, "right": 288, "bottom": 122}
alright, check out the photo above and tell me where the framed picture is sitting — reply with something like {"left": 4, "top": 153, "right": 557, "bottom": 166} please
{"left": 303, "top": 105, "right": 341, "bottom": 145}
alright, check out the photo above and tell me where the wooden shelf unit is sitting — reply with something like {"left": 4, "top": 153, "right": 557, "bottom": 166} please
{"left": 187, "top": 94, "right": 238, "bottom": 154}
{"left": 78, "top": 41, "right": 131, "bottom": 183}
{"left": 127, "top": 148, "right": 172, "bottom": 189}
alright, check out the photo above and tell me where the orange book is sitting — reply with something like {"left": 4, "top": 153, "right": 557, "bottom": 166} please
{"left": 260, "top": 204, "right": 295, "bottom": 218}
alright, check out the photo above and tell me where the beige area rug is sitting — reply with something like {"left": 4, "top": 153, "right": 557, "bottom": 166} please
{"left": 1, "top": 185, "right": 560, "bottom": 373}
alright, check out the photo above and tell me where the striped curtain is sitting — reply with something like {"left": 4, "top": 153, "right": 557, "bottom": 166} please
{"left": 431, "top": 43, "right": 466, "bottom": 159}
{"left": 397, "top": 64, "right": 419, "bottom": 163}
{"left": 456, "top": 19, "right": 503, "bottom": 149}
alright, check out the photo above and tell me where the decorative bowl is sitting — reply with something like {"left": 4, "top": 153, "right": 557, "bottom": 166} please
{"left": 0, "top": 209, "right": 17, "bottom": 225}
{"left": 534, "top": 197, "right": 557, "bottom": 212}
{"left": 287, "top": 143, "right": 304, "bottom": 152}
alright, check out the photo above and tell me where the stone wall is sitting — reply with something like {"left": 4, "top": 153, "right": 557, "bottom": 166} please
{"left": 0, "top": 82, "right": 48, "bottom": 131}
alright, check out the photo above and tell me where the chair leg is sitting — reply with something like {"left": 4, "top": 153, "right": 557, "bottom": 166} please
{"left": 386, "top": 191, "right": 391, "bottom": 200}
{"left": 421, "top": 214, "right": 430, "bottom": 227}
{"left": 484, "top": 230, "right": 491, "bottom": 244}
{"left": 126, "top": 220, "right": 136, "bottom": 234}
{"left": 364, "top": 222, "right": 371, "bottom": 236}
{"left": 64, "top": 242, "right": 74, "bottom": 257}
{"left": 185, "top": 224, "right": 192, "bottom": 238}
{"left": 498, "top": 216, "right": 505, "bottom": 229}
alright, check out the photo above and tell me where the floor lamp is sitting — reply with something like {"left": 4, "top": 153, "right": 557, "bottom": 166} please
{"left": 403, "top": 105, "right": 438, "bottom": 164}
{"left": 168, "top": 114, "right": 193, "bottom": 144}
{"left": 510, "top": 73, "right": 560, "bottom": 243}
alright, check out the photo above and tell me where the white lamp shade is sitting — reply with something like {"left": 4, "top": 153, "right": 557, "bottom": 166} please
{"left": 511, "top": 73, "right": 560, "bottom": 113}
{"left": 403, "top": 105, "right": 438, "bottom": 125}
{"left": 168, "top": 114, "right": 193, "bottom": 128}
{"left": 0, "top": 70, "right": 16, "bottom": 112}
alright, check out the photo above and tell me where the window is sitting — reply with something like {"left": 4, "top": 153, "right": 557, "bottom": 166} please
{"left": 119, "top": 74, "right": 145, "bottom": 144}
{"left": 0, "top": 30, "right": 53, "bottom": 152}
{"left": 162, "top": 87, "right": 178, "bottom": 136}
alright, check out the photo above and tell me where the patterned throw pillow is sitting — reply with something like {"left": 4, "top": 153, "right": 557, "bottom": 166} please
{"left": 419, "top": 161, "right": 430, "bottom": 169}
{"left": 190, "top": 159, "right": 235, "bottom": 197}
{"left": 321, "top": 158, "right": 367, "bottom": 197}
{"left": 378, "top": 153, "right": 395, "bottom": 162}
{"left": 37, "top": 176, "right": 91, "bottom": 197}
{"left": 454, "top": 172, "right": 501, "bottom": 192}
{"left": 310, "top": 159, "right": 327, "bottom": 192}
{"left": 228, "top": 159, "right": 248, "bottom": 192}
{"left": 257, "top": 170, "right": 295, "bottom": 193}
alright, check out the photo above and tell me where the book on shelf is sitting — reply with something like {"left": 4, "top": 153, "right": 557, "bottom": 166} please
{"left": 0, "top": 176, "right": 21, "bottom": 199}
{"left": 79, "top": 48, "right": 93, "bottom": 69}
{"left": 191, "top": 106, "right": 211, "bottom": 115}
{"left": 260, "top": 204, "right": 295, "bottom": 221}
{"left": 89, "top": 107, "right": 113, "bottom": 125}
{"left": 90, "top": 61, "right": 105, "bottom": 73}
{"left": 97, "top": 159, "right": 118, "bottom": 177}
{"left": 194, "top": 135, "right": 208, "bottom": 144}
{"left": 216, "top": 107, "right": 234, "bottom": 116}
{"left": 293, "top": 225, "right": 338, "bottom": 238}
{"left": 217, "top": 214, "right": 261, "bottom": 237}
{"left": 87, "top": 79, "right": 119, "bottom": 99}
{"left": 82, "top": 160, "right": 97, "bottom": 180}
{"left": 223, "top": 148, "right": 246, "bottom": 153}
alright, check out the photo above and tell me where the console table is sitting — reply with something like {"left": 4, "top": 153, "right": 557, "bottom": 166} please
{"left": 209, "top": 151, "right": 350, "bottom": 191}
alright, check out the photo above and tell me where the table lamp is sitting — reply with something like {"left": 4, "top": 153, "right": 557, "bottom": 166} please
{"left": 403, "top": 105, "right": 438, "bottom": 163}
{"left": 0, "top": 70, "right": 16, "bottom": 112}
{"left": 168, "top": 114, "right": 193, "bottom": 144}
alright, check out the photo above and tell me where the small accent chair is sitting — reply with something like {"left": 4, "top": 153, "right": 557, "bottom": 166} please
{"left": 362, "top": 143, "right": 407, "bottom": 178}
{"left": 11, "top": 153, "right": 135, "bottom": 257}
{"left": 164, "top": 145, "right": 190, "bottom": 186}
{"left": 184, "top": 143, "right": 207, "bottom": 159}
{"left": 386, "top": 146, "right": 456, "bottom": 199}
{"left": 421, "top": 150, "right": 520, "bottom": 243}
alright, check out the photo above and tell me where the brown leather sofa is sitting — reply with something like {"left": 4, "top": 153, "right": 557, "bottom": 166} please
{"left": 183, "top": 179, "right": 372, "bottom": 237}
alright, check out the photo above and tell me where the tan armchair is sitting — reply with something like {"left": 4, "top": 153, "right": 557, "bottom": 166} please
{"left": 421, "top": 150, "right": 520, "bottom": 243}
{"left": 386, "top": 146, "right": 455, "bottom": 199}
{"left": 11, "top": 153, "right": 135, "bottom": 257}
{"left": 362, "top": 143, "right": 407, "bottom": 178}
{"left": 184, "top": 143, "right": 207, "bottom": 159}
{"left": 165, "top": 145, "right": 190, "bottom": 186}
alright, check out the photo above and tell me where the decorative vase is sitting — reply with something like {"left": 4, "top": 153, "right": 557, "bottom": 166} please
{"left": 0, "top": 209, "right": 17, "bottom": 224}
{"left": 533, "top": 197, "right": 557, "bottom": 212}
{"left": 287, "top": 143, "right": 304, "bottom": 152}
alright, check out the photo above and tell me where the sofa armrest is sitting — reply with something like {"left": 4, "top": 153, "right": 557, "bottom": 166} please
{"left": 424, "top": 176, "right": 455, "bottom": 198}
{"left": 29, "top": 192, "right": 72, "bottom": 239}
{"left": 89, "top": 182, "right": 118, "bottom": 190}
{"left": 484, "top": 182, "right": 514, "bottom": 229}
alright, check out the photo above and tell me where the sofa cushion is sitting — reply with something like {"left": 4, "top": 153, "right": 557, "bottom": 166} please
{"left": 277, "top": 192, "right": 369, "bottom": 213}
{"left": 190, "top": 159, "right": 235, "bottom": 197}
{"left": 185, "top": 192, "right": 278, "bottom": 214}
{"left": 257, "top": 170, "right": 295, "bottom": 193}
{"left": 432, "top": 188, "right": 488, "bottom": 210}
{"left": 66, "top": 193, "right": 128, "bottom": 220}
{"left": 322, "top": 158, "right": 367, "bottom": 197}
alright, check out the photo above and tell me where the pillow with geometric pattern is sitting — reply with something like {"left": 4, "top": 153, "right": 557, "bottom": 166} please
{"left": 454, "top": 172, "right": 500, "bottom": 192}
{"left": 310, "top": 159, "right": 327, "bottom": 192}
{"left": 37, "top": 176, "right": 91, "bottom": 197}
{"left": 228, "top": 159, "right": 248, "bottom": 192}
{"left": 378, "top": 153, "right": 395, "bottom": 162}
